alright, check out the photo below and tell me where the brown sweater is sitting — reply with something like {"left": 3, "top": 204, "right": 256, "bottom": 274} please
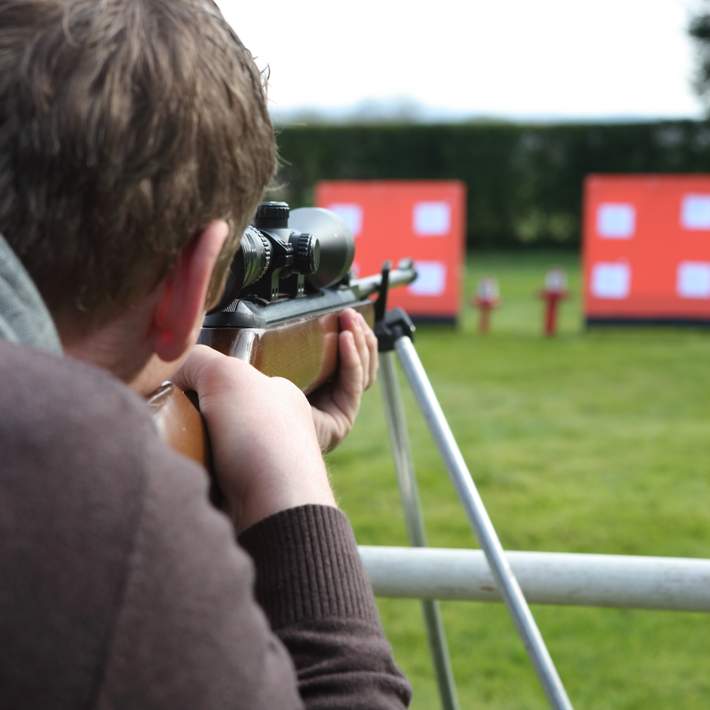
{"left": 0, "top": 340, "right": 411, "bottom": 709}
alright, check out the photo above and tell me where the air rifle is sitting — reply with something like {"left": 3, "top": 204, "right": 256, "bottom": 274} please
{"left": 148, "top": 201, "right": 417, "bottom": 467}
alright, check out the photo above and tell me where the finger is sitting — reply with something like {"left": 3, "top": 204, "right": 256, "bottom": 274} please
{"left": 363, "top": 316, "right": 379, "bottom": 388}
{"left": 336, "top": 329, "right": 362, "bottom": 398}
{"left": 349, "top": 311, "right": 370, "bottom": 391}
{"left": 355, "top": 311, "right": 377, "bottom": 389}
{"left": 337, "top": 310, "right": 366, "bottom": 390}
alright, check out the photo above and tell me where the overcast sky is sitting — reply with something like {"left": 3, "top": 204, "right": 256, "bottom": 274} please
{"left": 218, "top": 0, "right": 705, "bottom": 121}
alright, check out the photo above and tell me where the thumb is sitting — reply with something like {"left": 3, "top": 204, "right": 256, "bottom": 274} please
{"left": 171, "top": 344, "right": 227, "bottom": 394}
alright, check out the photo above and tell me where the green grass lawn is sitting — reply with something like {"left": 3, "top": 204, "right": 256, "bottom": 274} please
{"left": 326, "top": 251, "right": 710, "bottom": 709}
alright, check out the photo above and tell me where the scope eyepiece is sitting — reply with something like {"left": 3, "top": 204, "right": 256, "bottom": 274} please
{"left": 290, "top": 232, "right": 320, "bottom": 275}
{"left": 236, "top": 226, "right": 272, "bottom": 290}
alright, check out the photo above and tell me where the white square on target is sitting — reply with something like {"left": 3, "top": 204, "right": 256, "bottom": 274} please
{"left": 413, "top": 201, "right": 451, "bottom": 236}
{"left": 597, "top": 203, "right": 635, "bottom": 239}
{"left": 326, "top": 203, "right": 362, "bottom": 237}
{"left": 681, "top": 195, "right": 710, "bottom": 230}
{"left": 591, "top": 263, "right": 630, "bottom": 299}
{"left": 677, "top": 262, "right": 710, "bottom": 298}
{"left": 408, "top": 261, "right": 446, "bottom": 297}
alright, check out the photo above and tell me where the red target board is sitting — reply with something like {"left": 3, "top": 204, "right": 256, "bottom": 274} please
{"left": 583, "top": 175, "right": 710, "bottom": 324}
{"left": 315, "top": 181, "right": 466, "bottom": 322}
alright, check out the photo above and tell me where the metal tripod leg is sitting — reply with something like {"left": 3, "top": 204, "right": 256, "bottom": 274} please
{"left": 392, "top": 334, "right": 573, "bottom": 710}
{"left": 380, "top": 353, "right": 460, "bottom": 710}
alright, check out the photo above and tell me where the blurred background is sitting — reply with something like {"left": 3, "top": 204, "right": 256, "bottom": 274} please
{"left": 220, "top": 2, "right": 710, "bottom": 708}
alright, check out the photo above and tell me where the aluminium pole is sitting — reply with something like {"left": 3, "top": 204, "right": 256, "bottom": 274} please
{"left": 359, "top": 546, "right": 710, "bottom": 611}
{"left": 393, "top": 334, "right": 573, "bottom": 710}
{"left": 380, "top": 352, "right": 460, "bottom": 710}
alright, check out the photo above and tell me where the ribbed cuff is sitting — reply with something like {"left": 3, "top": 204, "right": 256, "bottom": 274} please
{"left": 238, "top": 505, "right": 379, "bottom": 630}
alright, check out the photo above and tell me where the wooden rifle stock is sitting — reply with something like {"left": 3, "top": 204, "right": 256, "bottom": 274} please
{"left": 148, "top": 263, "right": 416, "bottom": 468}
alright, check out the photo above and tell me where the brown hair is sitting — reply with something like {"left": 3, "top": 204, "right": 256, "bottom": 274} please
{"left": 0, "top": 0, "right": 276, "bottom": 326}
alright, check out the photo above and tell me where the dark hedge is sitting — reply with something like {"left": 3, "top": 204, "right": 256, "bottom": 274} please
{"left": 273, "top": 120, "right": 710, "bottom": 249}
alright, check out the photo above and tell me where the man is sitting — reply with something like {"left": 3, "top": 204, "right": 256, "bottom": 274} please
{"left": 0, "top": 0, "right": 411, "bottom": 708}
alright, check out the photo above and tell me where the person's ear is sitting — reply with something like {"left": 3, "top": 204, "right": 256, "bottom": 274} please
{"left": 151, "top": 220, "right": 229, "bottom": 363}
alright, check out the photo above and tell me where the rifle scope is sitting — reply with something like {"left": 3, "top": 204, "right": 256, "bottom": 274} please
{"left": 210, "top": 202, "right": 355, "bottom": 311}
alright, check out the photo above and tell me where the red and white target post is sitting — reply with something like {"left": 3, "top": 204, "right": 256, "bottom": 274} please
{"left": 472, "top": 277, "right": 500, "bottom": 333}
{"left": 539, "top": 268, "right": 568, "bottom": 337}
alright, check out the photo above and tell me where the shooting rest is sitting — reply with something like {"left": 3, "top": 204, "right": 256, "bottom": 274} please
{"left": 375, "top": 308, "right": 573, "bottom": 710}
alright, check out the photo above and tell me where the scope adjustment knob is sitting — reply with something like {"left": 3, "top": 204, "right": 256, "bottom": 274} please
{"left": 290, "top": 233, "right": 320, "bottom": 275}
{"left": 254, "top": 201, "right": 290, "bottom": 230}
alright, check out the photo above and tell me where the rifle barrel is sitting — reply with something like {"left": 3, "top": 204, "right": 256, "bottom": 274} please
{"left": 351, "top": 264, "right": 417, "bottom": 300}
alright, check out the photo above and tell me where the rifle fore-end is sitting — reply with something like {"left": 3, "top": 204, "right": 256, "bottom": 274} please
{"left": 199, "top": 299, "right": 374, "bottom": 394}
{"left": 149, "top": 299, "right": 375, "bottom": 469}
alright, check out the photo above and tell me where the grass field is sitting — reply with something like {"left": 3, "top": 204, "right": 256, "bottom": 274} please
{"left": 326, "top": 251, "right": 710, "bottom": 709}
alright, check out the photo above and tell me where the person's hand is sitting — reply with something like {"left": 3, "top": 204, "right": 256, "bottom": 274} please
{"left": 308, "top": 308, "right": 379, "bottom": 453}
{"left": 173, "top": 345, "right": 335, "bottom": 532}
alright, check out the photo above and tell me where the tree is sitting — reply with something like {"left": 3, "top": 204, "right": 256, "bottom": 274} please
{"left": 689, "top": 1, "right": 710, "bottom": 112}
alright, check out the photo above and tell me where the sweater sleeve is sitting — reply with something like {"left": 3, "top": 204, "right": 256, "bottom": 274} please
{"left": 96, "top": 437, "right": 305, "bottom": 710}
{"left": 96, "top": 436, "right": 411, "bottom": 710}
{"left": 239, "top": 505, "right": 412, "bottom": 710}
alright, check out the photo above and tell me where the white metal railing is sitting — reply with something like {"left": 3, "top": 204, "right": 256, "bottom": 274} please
{"left": 360, "top": 546, "right": 710, "bottom": 612}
